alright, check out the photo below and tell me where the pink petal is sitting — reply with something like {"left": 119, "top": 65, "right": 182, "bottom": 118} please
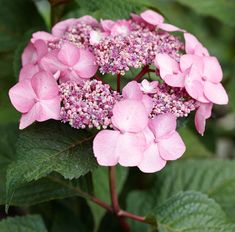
{"left": 122, "top": 81, "right": 143, "bottom": 100}
{"left": 31, "top": 31, "right": 57, "bottom": 44}
{"left": 37, "top": 98, "right": 61, "bottom": 121}
{"left": 73, "top": 49, "right": 98, "bottom": 78}
{"left": 138, "top": 143, "right": 166, "bottom": 173}
{"left": 202, "top": 56, "right": 222, "bottom": 83}
{"left": 164, "top": 73, "right": 185, "bottom": 88}
{"left": 140, "top": 10, "right": 164, "bottom": 25}
{"left": 184, "top": 33, "right": 209, "bottom": 56}
{"left": 101, "top": 19, "right": 115, "bottom": 32}
{"left": 158, "top": 132, "right": 186, "bottom": 160}
{"left": 21, "top": 42, "right": 37, "bottom": 66}
{"left": 52, "top": 18, "right": 78, "bottom": 37}
{"left": 194, "top": 103, "right": 213, "bottom": 136}
{"left": 58, "top": 43, "right": 80, "bottom": 66}
{"left": 77, "top": 15, "right": 99, "bottom": 27}
{"left": 117, "top": 132, "right": 146, "bottom": 166}
{"left": 158, "top": 23, "right": 183, "bottom": 32}
{"left": 9, "top": 80, "right": 36, "bottom": 113}
{"left": 155, "top": 53, "right": 180, "bottom": 78}
{"left": 33, "top": 40, "right": 48, "bottom": 60}
{"left": 149, "top": 113, "right": 176, "bottom": 139}
{"left": 31, "top": 71, "right": 59, "bottom": 100}
{"left": 140, "top": 80, "right": 158, "bottom": 94}
{"left": 19, "top": 103, "right": 40, "bottom": 129}
{"left": 93, "top": 130, "right": 120, "bottom": 166}
{"left": 142, "top": 95, "right": 153, "bottom": 115}
{"left": 180, "top": 54, "right": 204, "bottom": 73}
{"left": 19, "top": 64, "right": 39, "bottom": 81}
{"left": 204, "top": 82, "right": 228, "bottom": 105}
{"left": 40, "top": 51, "right": 66, "bottom": 76}
{"left": 111, "top": 99, "right": 148, "bottom": 133}
{"left": 143, "top": 127, "right": 155, "bottom": 146}
{"left": 131, "top": 13, "right": 146, "bottom": 24}
{"left": 184, "top": 66, "right": 209, "bottom": 103}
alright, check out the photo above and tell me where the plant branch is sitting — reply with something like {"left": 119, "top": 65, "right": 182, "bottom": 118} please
{"left": 134, "top": 66, "right": 150, "bottom": 82}
{"left": 109, "top": 166, "right": 120, "bottom": 213}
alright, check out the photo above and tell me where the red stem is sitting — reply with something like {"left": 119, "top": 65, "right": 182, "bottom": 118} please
{"left": 134, "top": 66, "right": 150, "bottom": 82}
{"left": 118, "top": 210, "right": 146, "bottom": 223}
{"left": 109, "top": 167, "right": 120, "bottom": 213}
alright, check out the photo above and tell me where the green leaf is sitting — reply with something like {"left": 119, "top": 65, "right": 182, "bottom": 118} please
{"left": 148, "top": 191, "right": 235, "bottom": 232}
{"left": 175, "top": 0, "right": 235, "bottom": 28}
{"left": 75, "top": 0, "right": 145, "bottom": 19}
{"left": 0, "top": 215, "right": 47, "bottom": 232}
{"left": 0, "top": 123, "right": 19, "bottom": 203}
{"left": 6, "top": 121, "right": 97, "bottom": 206}
{"left": 88, "top": 166, "right": 128, "bottom": 230}
{"left": 127, "top": 159, "right": 235, "bottom": 224}
{"left": 8, "top": 173, "right": 91, "bottom": 206}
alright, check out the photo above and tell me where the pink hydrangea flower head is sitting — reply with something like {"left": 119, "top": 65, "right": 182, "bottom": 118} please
{"left": 40, "top": 42, "right": 98, "bottom": 83}
{"left": 93, "top": 99, "right": 148, "bottom": 166}
{"left": 9, "top": 71, "right": 60, "bottom": 129}
{"left": 89, "top": 30, "right": 106, "bottom": 45}
{"left": 195, "top": 102, "right": 213, "bottom": 135}
{"left": 138, "top": 113, "right": 185, "bottom": 173}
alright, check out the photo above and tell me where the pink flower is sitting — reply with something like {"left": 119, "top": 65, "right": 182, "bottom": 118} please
{"left": 122, "top": 81, "right": 153, "bottom": 114}
{"left": 22, "top": 39, "right": 47, "bottom": 66}
{"left": 93, "top": 99, "right": 148, "bottom": 166}
{"left": 155, "top": 53, "right": 228, "bottom": 105}
{"left": 194, "top": 102, "right": 213, "bottom": 136}
{"left": 139, "top": 79, "right": 158, "bottom": 94}
{"left": 20, "top": 39, "right": 48, "bottom": 81}
{"left": 9, "top": 71, "right": 60, "bottom": 129}
{"left": 184, "top": 33, "right": 209, "bottom": 56}
{"left": 138, "top": 113, "right": 185, "bottom": 173}
{"left": 140, "top": 10, "right": 183, "bottom": 32}
{"left": 101, "top": 19, "right": 131, "bottom": 36}
{"left": 40, "top": 43, "right": 98, "bottom": 83}
{"left": 31, "top": 31, "right": 57, "bottom": 44}
{"left": 180, "top": 55, "right": 228, "bottom": 104}
{"left": 154, "top": 53, "right": 185, "bottom": 88}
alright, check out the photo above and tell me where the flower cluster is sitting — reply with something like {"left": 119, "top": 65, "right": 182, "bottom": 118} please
{"left": 9, "top": 10, "right": 228, "bottom": 173}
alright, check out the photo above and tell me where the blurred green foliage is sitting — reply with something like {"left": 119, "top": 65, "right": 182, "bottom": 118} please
{"left": 0, "top": 0, "right": 235, "bottom": 231}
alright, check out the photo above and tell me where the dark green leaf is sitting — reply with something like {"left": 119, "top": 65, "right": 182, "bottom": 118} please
{"left": 0, "top": 215, "right": 47, "bottom": 232}
{"left": 127, "top": 159, "right": 235, "bottom": 223}
{"left": 6, "top": 121, "right": 97, "bottom": 206}
{"left": 148, "top": 191, "right": 235, "bottom": 232}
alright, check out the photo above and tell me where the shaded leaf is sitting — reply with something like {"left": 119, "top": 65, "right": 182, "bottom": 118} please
{"left": 6, "top": 121, "right": 97, "bottom": 206}
{"left": 0, "top": 215, "right": 47, "bottom": 232}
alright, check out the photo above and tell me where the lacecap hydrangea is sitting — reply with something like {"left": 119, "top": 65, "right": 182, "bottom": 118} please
{"left": 9, "top": 10, "right": 228, "bottom": 173}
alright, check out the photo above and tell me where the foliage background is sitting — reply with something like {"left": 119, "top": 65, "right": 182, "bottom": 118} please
{"left": 0, "top": 0, "right": 235, "bottom": 231}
